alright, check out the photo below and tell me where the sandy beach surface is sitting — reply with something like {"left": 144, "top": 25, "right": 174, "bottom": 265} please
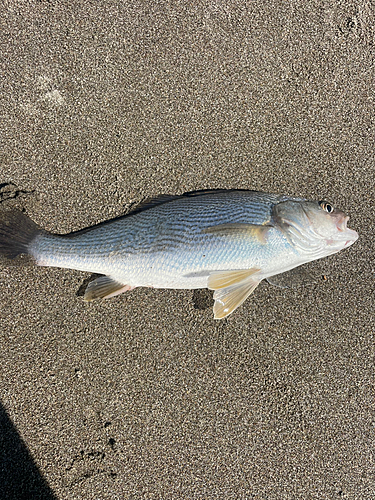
{"left": 1, "top": 1, "right": 374, "bottom": 499}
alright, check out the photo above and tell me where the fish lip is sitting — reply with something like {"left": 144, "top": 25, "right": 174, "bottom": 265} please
{"left": 345, "top": 228, "right": 359, "bottom": 242}
{"left": 336, "top": 215, "right": 359, "bottom": 242}
{"left": 337, "top": 215, "right": 349, "bottom": 232}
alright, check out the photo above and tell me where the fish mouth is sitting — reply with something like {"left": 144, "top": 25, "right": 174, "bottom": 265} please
{"left": 336, "top": 215, "right": 359, "bottom": 243}
{"left": 337, "top": 215, "right": 349, "bottom": 232}
{"left": 323, "top": 214, "right": 359, "bottom": 252}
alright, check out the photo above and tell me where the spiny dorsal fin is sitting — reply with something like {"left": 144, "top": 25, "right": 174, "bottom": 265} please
{"left": 127, "top": 194, "right": 182, "bottom": 215}
{"left": 182, "top": 189, "right": 241, "bottom": 197}
{"left": 203, "top": 223, "right": 272, "bottom": 244}
{"left": 127, "top": 189, "right": 252, "bottom": 215}
{"left": 84, "top": 276, "right": 133, "bottom": 301}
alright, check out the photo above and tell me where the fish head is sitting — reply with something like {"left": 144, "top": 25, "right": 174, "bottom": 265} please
{"left": 273, "top": 199, "right": 359, "bottom": 257}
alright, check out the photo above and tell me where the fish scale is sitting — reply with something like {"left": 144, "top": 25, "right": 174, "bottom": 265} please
{"left": 0, "top": 190, "right": 358, "bottom": 318}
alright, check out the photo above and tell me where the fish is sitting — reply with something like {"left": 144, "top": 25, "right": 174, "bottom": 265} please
{"left": 0, "top": 190, "right": 358, "bottom": 319}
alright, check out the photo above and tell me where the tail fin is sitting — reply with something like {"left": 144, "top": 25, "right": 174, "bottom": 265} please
{"left": 0, "top": 210, "right": 43, "bottom": 261}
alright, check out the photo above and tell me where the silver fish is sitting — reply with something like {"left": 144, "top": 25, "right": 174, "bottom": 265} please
{"left": 0, "top": 190, "right": 358, "bottom": 319}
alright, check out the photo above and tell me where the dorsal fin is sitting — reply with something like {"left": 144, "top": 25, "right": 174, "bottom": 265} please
{"left": 182, "top": 189, "right": 242, "bottom": 197}
{"left": 126, "top": 194, "right": 182, "bottom": 215}
{"left": 126, "top": 189, "right": 245, "bottom": 215}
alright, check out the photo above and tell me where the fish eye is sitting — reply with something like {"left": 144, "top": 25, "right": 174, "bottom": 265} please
{"left": 319, "top": 201, "right": 334, "bottom": 213}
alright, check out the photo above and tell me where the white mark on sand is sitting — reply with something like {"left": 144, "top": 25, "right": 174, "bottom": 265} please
{"left": 41, "top": 89, "right": 64, "bottom": 106}
{"left": 19, "top": 73, "right": 65, "bottom": 114}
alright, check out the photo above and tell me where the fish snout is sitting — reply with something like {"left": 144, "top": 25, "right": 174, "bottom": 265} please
{"left": 336, "top": 215, "right": 358, "bottom": 243}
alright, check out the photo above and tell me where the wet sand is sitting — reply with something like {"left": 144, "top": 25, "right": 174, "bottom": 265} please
{"left": 1, "top": 1, "right": 374, "bottom": 499}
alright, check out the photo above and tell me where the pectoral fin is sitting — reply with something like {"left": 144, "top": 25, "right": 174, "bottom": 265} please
{"left": 207, "top": 268, "right": 262, "bottom": 319}
{"left": 84, "top": 276, "right": 133, "bottom": 301}
{"left": 203, "top": 223, "right": 271, "bottom": 244}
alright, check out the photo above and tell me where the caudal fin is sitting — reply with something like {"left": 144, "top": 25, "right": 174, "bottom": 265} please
{"left": 0, "top": 210, "right": 43, "bottom": 261}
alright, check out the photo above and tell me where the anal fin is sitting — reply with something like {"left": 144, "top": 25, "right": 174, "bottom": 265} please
{"left": 84, "top": 276, "right": 134, "bottom": 302}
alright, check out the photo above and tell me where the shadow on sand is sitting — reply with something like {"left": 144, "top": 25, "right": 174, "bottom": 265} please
{"left": 0, "top": 403, "right": 57, "bottom": 500}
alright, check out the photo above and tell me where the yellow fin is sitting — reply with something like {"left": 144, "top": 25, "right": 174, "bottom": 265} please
{"left": 208, "top": 268, "right": 261, "bottom": 290}
{"left": 203, "top": 223, "right": 271, "bottom": 244}
{"left": 213, "top": 276, "right": 261, "bottom": 319}
{"left": 84, "top": 276, "right": 133, "bottom": 301}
